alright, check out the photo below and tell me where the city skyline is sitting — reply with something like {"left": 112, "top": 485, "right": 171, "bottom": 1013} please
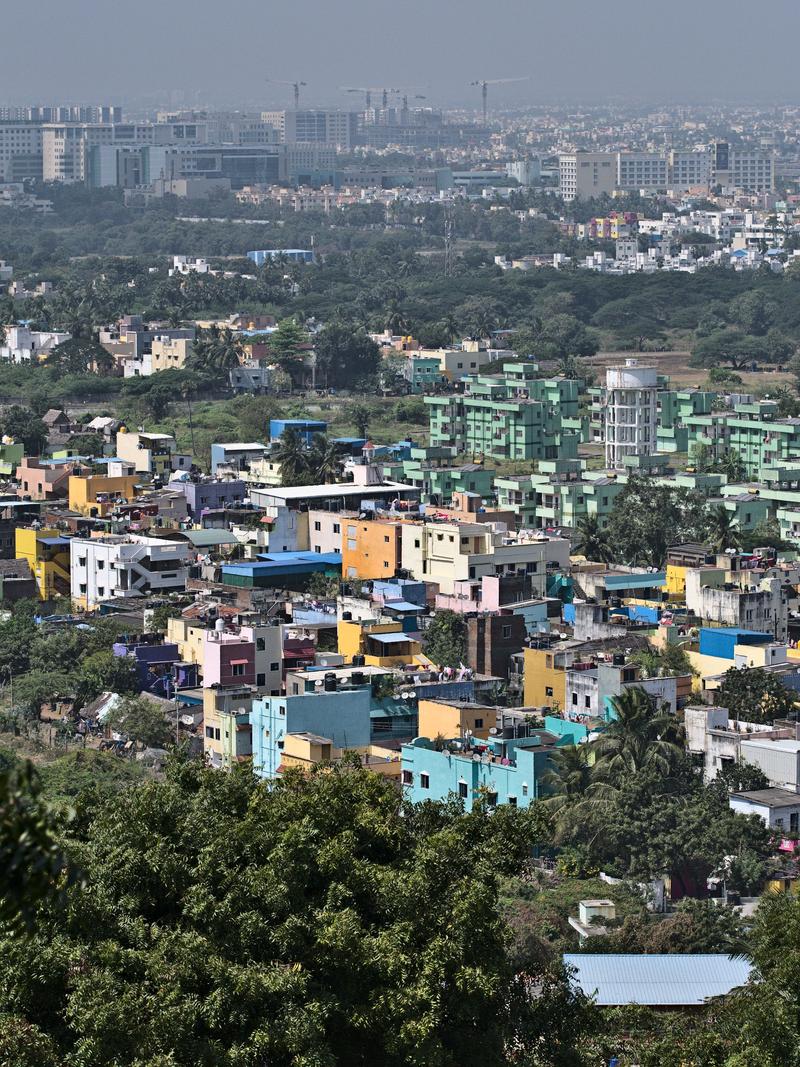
{"left": 3, "top": 0, "right": 800, "bottom": 109}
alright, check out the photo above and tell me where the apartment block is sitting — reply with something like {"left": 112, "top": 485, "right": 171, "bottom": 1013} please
{"left": 70, "top": 534, "right": 190, "bottom": 609}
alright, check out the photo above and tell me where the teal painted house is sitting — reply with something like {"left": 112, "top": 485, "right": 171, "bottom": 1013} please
{"left": 401, "top": 729, "right": 563, "bottom": 809}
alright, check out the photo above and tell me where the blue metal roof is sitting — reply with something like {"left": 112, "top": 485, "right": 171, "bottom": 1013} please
{"left": 382, "top": 600, "right": 421, "bottom": 613}
{"left": 38, "top": 536, "right": 70, "bottom": 546}
{"left": 368, "top": 631, "right": 415, "bottom": 645}
{"left": 564, "top": 953, "right": 751, "bottom": 1006}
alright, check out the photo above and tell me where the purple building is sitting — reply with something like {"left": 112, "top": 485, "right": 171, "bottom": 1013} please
{"left": 169, "top": 477, "right": 247, "bottom": 520}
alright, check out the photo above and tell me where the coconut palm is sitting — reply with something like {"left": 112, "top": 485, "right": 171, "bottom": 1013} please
{"left": 591, "top": 686, "right": 684, "bottom": 785}
{"left": 273, "top": 427, "right": 310, "bottom": 487}
{"left": 540, "top": 744, "right": 593, "bottom": 810}
{"left": 715, "top": 449, "right": 747, "bottom": 483}
{"left": 308, "top": 434, "right": 346, "bottom": 483}
{"left": 573, "top": 515, "right": 614, "bottom": 564}
{"left": 214, "top": 327, "right": 244, "bottom": 371}
{"left": 706, "top": 503, "right": 741, "bottom": 552}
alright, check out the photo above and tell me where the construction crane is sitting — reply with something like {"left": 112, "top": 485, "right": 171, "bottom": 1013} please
{"left": 401, "top": 93, "right": 427, "bottom": 110}
{"left": 469, "top": 76, "right": 529, "bottom": 123}
{"left": 340, "top": 86, "right": 404, "bottom": 110}
{"left": 267, "top": 79, "right": 307, "bottom": 109}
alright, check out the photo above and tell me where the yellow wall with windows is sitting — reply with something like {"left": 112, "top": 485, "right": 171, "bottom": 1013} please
{"left": 523, "top": 646, "right": 567, "bottom": 710}
{"left": 418, "top": 699, "right": 492, "bottom": 741}
{"left": 68, "top": 474, "right": 140, "bottom": 516}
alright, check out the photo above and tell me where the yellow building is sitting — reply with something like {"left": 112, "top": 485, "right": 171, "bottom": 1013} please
{"left": 281, "top": 732, "right": 401, "bottom": 780}
{"left": 151, "top": 337, "right": 193, "bottom": 373}
{"left": 523, "top": 646, "right": 569, "bottom": 710}
{"left": 15, "top": 527, "right": 71, "bottom": 599}
{"left": 418, "top": 698, "right": 493, "bottom": 741}
{"left": 665, "top": 563, "right": 688, "bottom": 598}
{"left": 202, "top": 685, "right": 254, "bottom": 769}
{"left": 167, "top": 616, "right": 207, "bottom": 665}
{"left": 337, "top": 619, "right": 422, "bottom": 667}
{"left": 68, "top": 473, "right": 140, "bottom": 517}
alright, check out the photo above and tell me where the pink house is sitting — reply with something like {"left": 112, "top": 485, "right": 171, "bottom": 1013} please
{"left": 17, "top": 458, "right": 82, "bottom": 501}
{"left": 203, "top": 629, "right": 256, "bottom": 688}
{"left": 435, "top": 576, "right": 503, "bottom": 614}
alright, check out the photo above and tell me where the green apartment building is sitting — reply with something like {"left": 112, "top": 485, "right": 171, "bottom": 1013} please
{"left": 495, "top": 460, "right": 626, "bottom": 530}
{"left": 426, "top": 364, "right": 581, "bottom": 462}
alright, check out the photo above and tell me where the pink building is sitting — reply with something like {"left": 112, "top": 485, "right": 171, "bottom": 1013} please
{"left": 434, "top": 576, "right": 504, "bottom": 614}
{"left": 203, "top": 628, "right": 256, "bottom": 688}
{"left": 17, "top": 458, "right": 81, "bottom": 501}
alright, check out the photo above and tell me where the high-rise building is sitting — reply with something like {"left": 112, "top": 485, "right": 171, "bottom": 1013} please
{"left": 0, "top": 122, "right": 44, "bottom": 180}
{"left": 558, "top": 152, "right": 616, "bottom": 202}
{"left": 262, "top": 109, "right": 358, "bottom": 148}
{"left": 712, "top": 141, "right": 774, "bottom": 193}
{"left": 604, "top": 360, "right": 658, "bottom": 470}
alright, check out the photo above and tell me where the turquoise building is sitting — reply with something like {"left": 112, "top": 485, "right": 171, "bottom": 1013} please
{"left": 250, "top": 684, "right": 373, "bottom": 780}
{"left": 401, "top": 729, "right": 564, "bottom": 809}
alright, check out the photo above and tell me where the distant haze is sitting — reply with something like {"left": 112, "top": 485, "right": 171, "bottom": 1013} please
{"left": 3, "top": 0, "right": 799, "bottom": 110}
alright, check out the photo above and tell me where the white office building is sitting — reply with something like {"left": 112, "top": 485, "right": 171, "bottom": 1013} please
{"left": 70, "top": 534, "right": 191, "bottom": 609}
{"left": 617, "top": 152, "right": 669, "bottom": 191}
{"left": 604, "top": 359, "right": 658, "bottom": 469}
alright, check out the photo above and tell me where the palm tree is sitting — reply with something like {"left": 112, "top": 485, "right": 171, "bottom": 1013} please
{"left": 706, "top": 504, "right": 741, "bottom": 552}
{"left": 273, "top": 427, "right": 310, "bottom": 487}
{"left": 541, "top": 744, "right": 593, "bottom": 811}
{"left": 384, "top": 301, "right": 410, "bottom": 335}
{"left": 715, "top": 449, "right": 747, "bottom": 483}
{"left": 308, "top": 434, "right": 346, "bottom": 482}
{"left": 591, "top": 686, "right": 683, "bottom": 785}
{"left": 573, "top": 515, "right": 614, "bottom": 564}
{"left": 629, "top": 647, "right": 664, "bottom": 679}
{"left": 214, "top": 327, "right": 244, "bottom": 372}
{"left": 439, "top": 313, "right": 459, "bottom": 344}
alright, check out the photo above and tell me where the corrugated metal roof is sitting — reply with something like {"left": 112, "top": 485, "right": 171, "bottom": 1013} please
{"left": 368, "top": 631, "right": 414, "bottom": 645}
{"left": 564, "top": 953, "right": 751, "bottom": 1006}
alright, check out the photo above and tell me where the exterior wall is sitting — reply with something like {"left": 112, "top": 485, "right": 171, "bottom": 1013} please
{"left": 308, "top": 510, "right": 345, "bottom": 555}
{"left": 342, "top": 518, "right": 402, "bottom": 580}
{"left": 466, "top": 613, "right": 527, "bottom": 677}
{"left": 202, "top": 685, "right": 254, "bottom": 769}
{"left": 116, "top": 431, "right": 176, "bottom": 475}
{"left": 15, "top": 527, "right": 71, "bottom": 599}
{"left": 740, "top": 740, "right": 800, "bottom": 791}
{"left": 68, "top": 474, "right": 139, "bottom": 516}
{"left": 250, "top": 688, "right": 373, "bottom": 779}
{"left": 402, "top": 737, "right": 554, "bottom": 808}
{"left": 729, "top": 795, "right": 800, "bottom": 833}
{"left": 418, "top": 699, "right": 493, "bottom": 741}
{"left": 167, "top": 617, "right": 207, "bottom": 665}
{"left": 70, "top": 535, "right": 190, "bottom": 609}
{"left": 202, "top": 631, "right": 256, "bottom": 688}
{"left": 240, "top": 622, "right": 283, "bottom": 693}
{"left": 523, "top": 647, "right": 568, "bottom": 710}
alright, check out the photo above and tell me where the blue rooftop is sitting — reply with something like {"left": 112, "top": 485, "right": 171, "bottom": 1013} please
{"left": 368, "top": 631, "right": 415, "bottom": 645}
{"left": 565, "top": 953, "right": 751, "bottom": 1006}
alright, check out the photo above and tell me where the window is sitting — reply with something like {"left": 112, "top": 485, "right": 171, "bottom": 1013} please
{"left": 414, "top": 539, "right": 420, "bottom": 548}
{"left": 585, "top": 695, "right": 591, "bottom": 708}
{"left": 257, "top": 673, "right": 265, "bottom": 686}
{"left": 214, "top": 728, "right": 221, "bottom": 741}
{"left": 402, "top": 769, "right": 413, "bottom": 786}
{"left": 97, "top": 587, "right": 105, "bottom": 598}
{"left": 571, "top": 692, "right": 578, "bottom": 706}
{"left": 486, "top": 791, "right": 498, "bottom": 808}
{"left": 256, "top": 638, "right": 266, "bottom": 651}
{"left": 270, "top": 662, "right": 280, "bottom": 671}
{"left": 97, "top": 560, "right": 105, "bottom": 570}
{"left": 314, "top": 521, "right": 321, "bottom": 531}
{"left": 79, "top": 583, "right": 87, "bottom": 594}
{"left": 278, "top": 706, "right": 286, "bottom": 716}
{"left": 502, "top": 624, "right": 512, "bottom": 639}
{"left": 508, "top": 796, "right": 517, "bottom": 807}
{"left": 205, "top": 726, "right": 213, "bottom": 738}
{"left": 545, "top": 686, "right": 554, "bottom": 698}
{"left": 420, "top": 773, "right": 430, "bottom": 789}
{"left": 474, "top": 718, "right": 484, "bottom": 729}
{"left": 232, "top": 663, "right": 245, "bottom": 677}
{"left": 458, "top": 781, "right": 468, "bottom": 799}
{"left": 333, "top": 523, "right": 340, "bottom": 534}
{"left": 522, "top": 783, "right": 528, "bottom": 797}
{"left": 384, "top": 535, "right": 390, "bottom": 543}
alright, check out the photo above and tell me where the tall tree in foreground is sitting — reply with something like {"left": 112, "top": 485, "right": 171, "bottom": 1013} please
{"left": 0, "top": 760, "right": 582, "bottom": 1066}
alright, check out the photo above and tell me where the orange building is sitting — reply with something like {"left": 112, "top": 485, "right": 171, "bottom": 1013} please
{"left": 342, "top": 517, "right": 403, "bottom": 581}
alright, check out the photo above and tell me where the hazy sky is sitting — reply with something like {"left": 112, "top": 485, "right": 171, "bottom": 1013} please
{"left": 3, "top": 0, "right": 799, "bottom": 111}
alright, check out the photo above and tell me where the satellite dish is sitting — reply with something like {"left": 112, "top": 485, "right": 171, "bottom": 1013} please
{"left": 489, "top": 727, "right": 498, "bottom": 735}
{"left": 472, "top": 752, "right": 481, "bottom": 761}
